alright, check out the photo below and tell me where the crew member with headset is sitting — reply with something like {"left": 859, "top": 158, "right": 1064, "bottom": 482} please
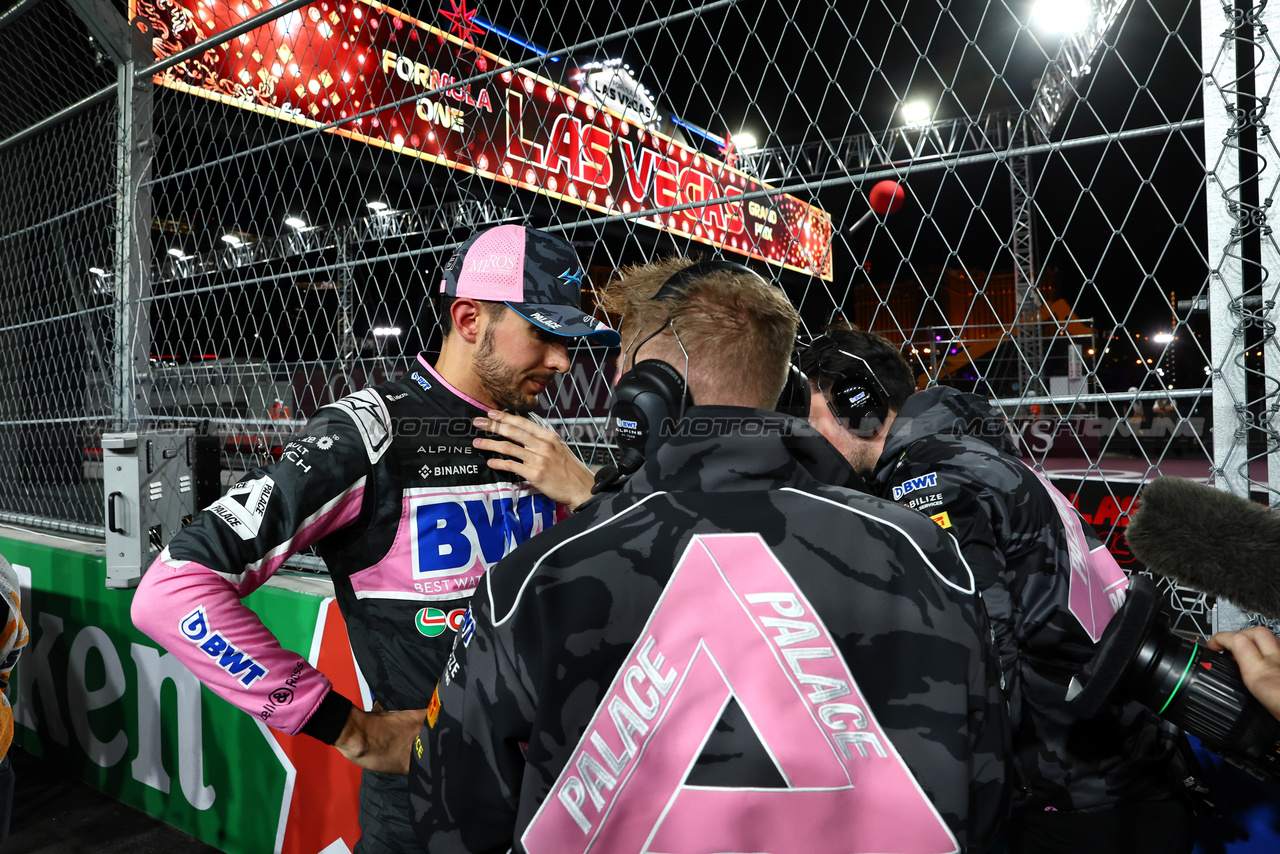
{"left": 798, "top": 327, "right": 1193, "bottom": 854}
{"left": 406, "top": 258, "right": 1010, "bottom": 853}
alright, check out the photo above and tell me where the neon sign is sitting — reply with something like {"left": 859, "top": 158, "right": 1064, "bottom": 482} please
{"left": 131, "top": 0, "right": 834, "bottom": 279}
{"left": 572, "top": 60, "right": 660, "bottom": 129}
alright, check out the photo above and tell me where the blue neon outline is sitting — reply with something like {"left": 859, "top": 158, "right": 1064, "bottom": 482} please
{"left": 472, "top": 17, "right": 561, "bottom": 62}
{"left": 669, "top": 116, "right": 725, "bottom": 146}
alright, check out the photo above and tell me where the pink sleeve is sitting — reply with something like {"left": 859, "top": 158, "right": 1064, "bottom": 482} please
{"left": 131, "top": 550, "right": 333, "bottom": 736}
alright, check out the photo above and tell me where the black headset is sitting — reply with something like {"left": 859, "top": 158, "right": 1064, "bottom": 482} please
{"left": 775, "top": 358, "right": 812, "bottom": 419}
{"left": 807, "top": 335, "right": 892, "bottom": 438}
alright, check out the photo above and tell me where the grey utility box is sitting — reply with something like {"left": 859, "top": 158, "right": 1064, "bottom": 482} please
{"left": 103, "top": 429, "right": 196, "bottom": 589}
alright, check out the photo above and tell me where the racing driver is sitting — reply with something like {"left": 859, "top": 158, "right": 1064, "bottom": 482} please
{"left": 131, "top": 224, "right": 619, "bottom": 854}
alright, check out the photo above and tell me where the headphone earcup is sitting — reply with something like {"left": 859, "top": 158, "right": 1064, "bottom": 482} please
{"left": 829, "top": 374, "right": 889, "bottom": 438}
{"left": 776, "top": 363, "right": 812, "bottom": 418}
{"left": 609, "top": 360, "right": 693, "bottom": 457}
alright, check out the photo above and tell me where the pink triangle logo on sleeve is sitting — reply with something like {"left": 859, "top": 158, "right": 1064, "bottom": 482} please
{"left": 1025, "top": 465, "right": 1129, "bottom": 642}
{"left": 520, "top": 533, "right": 959, "bottom": 854}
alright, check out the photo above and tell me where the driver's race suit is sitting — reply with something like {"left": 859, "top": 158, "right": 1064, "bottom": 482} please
{"left": 131, "top": 353, "right": 561, "bottom": 853}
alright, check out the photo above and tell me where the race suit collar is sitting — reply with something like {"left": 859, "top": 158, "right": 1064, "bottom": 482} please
{"left": 871, "top": 386, "right": 1018, "bottom": 487}
{"left": 622, "top": 405, "right": 869, "bottom": 496}
{"left": 416, "top": 352, "right": 491, "bottom": 412}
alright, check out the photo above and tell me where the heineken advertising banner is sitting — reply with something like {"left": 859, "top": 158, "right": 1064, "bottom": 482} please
{"left": 7, "top": 536, "right": 365, "bottom": 854}
{"left": 129, "top": 0, "right": 834, "bottom": 280}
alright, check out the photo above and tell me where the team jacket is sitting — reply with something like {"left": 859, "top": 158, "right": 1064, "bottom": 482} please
{"left": 871, "top": 387, "right": 1181, "bottom": 813}
{"left": 131, "top": 354, "right": 560, "bottom": 738}
{"left": 410, "top": 407, "right": 1010, "bottom": 854}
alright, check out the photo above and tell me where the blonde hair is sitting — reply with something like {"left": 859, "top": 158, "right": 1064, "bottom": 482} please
{"left": 602, "top": 257, "right": 799, "bottom": 409}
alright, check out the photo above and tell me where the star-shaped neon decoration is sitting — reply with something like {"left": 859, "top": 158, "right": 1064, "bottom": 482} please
{"left": 439, "top": 0, "right": 485, "bottom": 45}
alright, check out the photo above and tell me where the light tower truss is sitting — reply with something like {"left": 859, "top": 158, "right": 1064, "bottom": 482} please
{"left": 739, "top": 0, "right": 1133, "bottom": 401}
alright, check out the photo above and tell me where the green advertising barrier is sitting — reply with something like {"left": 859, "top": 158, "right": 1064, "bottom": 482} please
{"left": 6, "top": 534, "right": 345, "bottom": 854}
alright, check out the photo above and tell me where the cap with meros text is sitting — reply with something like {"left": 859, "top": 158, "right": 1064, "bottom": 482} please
{"left": 440, "top": 225, "right": 620, "bottom": 346}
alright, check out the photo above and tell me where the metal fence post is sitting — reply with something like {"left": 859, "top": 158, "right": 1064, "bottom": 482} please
{"left": 1258, "top": 4, "right": 1280, "bottom": 507}
{"left": 1203, "top": 0, "right": 1252, "bottom": 631}
{"left": 113, "top": 29, "right": 154, "bottom": 432}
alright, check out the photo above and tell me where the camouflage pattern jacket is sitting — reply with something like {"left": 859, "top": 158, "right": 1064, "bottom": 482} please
{"left": 410, "top": 407, "right": 1010, "bottom": 854}
{"left": 871, "top": 387, "right": 1181, "bottom": 813}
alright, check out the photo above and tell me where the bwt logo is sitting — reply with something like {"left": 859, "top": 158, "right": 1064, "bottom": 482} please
{"left": 616, "top": 418, "right": 638, "bottom": 430}
{"left": 179, "top": 607, "right": 269, "bottom": 688}
{"left": 892, "top": 472, "right": 938, "bottom": 501}
{"left": 412, "top": 493, "right": 556, "bottom": 576}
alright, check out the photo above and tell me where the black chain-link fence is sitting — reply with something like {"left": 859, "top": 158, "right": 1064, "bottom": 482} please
{"left": 4, "top": 0, "right": 1279, "bottom": 634}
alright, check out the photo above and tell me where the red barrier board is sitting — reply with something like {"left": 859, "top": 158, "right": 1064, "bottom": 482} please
{"left": 131, "top": 0, "right": 834, "bottom": 280}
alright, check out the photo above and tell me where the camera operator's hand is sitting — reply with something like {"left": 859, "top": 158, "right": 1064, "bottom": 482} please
{"left": 473, "top": 411, "right": 594, "bottom": 509}
{"left": 1209, "top": 626, "right": 1280, "bottom": 721}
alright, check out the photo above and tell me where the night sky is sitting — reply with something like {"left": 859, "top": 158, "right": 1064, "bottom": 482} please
{"left": 0, "top": 0, "right": 1216, "bottom": 395}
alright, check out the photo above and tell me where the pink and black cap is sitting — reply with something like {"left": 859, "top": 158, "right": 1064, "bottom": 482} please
{"left": 440, "top": 224, "right": 620, "bottom": 346}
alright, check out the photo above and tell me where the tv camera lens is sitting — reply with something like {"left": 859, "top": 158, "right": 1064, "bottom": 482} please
{"left": 1069, "top": 574, "right": 1280, "bottom": 780}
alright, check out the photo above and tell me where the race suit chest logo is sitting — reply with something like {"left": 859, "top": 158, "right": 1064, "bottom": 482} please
{"left": 179, "top": 606, "right": 269, "bottom": 687}
{"left": 892, "top": 472, "right": 938, "bottom": 501}
{"left": 521, "top": 533, "right": 958, "bottom": 854}
{"left": 415, "top": 606, "right": 468, "bottom": 637}
{"left": 409, "top": 485, "right": 556, "bottom": 597}
{"left": 329, "top": 388, "right": 392, "bottom": 463}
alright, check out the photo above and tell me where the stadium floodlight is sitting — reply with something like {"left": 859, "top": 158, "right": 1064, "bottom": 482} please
{"left": 732, "top": 132, "right": 760, "bottom": 153}
{"left": 284, "top": 216, "right": 307, "bottom": 229}
{"left": 366, "top": 200, "right": 390, "bottom": 213}
{"left": 1153, "top": 332, "right": 1174, "bottom": 343}
{"left": 372, "top": 326, "right": 402, "bottom": 337}
{"left": 901, "top": 101, "right": 932, "bottom": 125}
{"left": 1032, "top": 0, "right": 1091, "bottom": 34}
{"left": 221, "top": 234, "right": 243, "bottom": 246}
